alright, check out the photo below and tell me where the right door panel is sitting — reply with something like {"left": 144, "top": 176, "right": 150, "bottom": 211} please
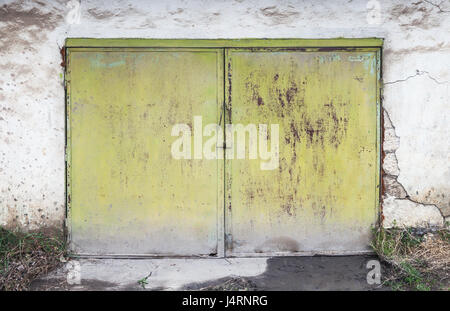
{"left": 226, "top": 49, "right": 379, "bottom": 255}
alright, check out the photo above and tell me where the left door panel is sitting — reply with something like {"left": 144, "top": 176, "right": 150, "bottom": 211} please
{"left": 67, "top": 48, "right": 223, "bottom": 256}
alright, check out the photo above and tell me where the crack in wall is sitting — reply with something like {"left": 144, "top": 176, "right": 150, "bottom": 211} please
{"left": 385, "top": 69, "right": 450, "bottom": 85}
{"left": 382, "top": 109, "right": 445, "bottom": 227}
{"left": 422, "top": 0, "right": 450, "bottom": 13}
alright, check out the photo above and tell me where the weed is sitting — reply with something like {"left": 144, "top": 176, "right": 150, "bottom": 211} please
{"left": 371, "top": 226, "right": 449, "bottom": 291}
{"left": 137, "top": 272, "right": 152, "bottom": 289}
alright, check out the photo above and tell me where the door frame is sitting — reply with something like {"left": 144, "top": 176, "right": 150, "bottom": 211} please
{"left": 64, "top": 38, "right": 383, "bottom": 258}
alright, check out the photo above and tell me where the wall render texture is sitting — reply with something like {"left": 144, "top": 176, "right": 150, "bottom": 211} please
{"left": 0, "top": 0, "right": 448, "bottom": 231}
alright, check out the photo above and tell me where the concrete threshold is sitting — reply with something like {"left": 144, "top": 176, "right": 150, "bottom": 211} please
{"left": 31, "top": 255, "right": 388, "bottom": 291}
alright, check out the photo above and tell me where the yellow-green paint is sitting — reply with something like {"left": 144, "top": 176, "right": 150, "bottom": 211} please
{"left": 67, "top": 48, "right": 224, "bottom": 255}
{"left": 65, "top": 38, "right": 384, "bottom": 48}
{"left": 66, "top": 39, "right": 381, "bottom": 256}
{"left": 225, "top": 49, "right": 380, "bottom": 254}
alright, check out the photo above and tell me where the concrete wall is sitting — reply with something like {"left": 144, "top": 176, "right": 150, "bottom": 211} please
{"left": 0, "top": 0, "right": 448, "bottom": 230}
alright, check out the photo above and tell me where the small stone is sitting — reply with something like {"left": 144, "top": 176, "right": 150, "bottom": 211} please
{"left": 424, "top": 233, "right": 435, "bottom": 241}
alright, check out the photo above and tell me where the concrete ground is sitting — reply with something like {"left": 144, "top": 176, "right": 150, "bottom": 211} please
{"left": 30, "top": 255, "right": 389, "bottom": 291}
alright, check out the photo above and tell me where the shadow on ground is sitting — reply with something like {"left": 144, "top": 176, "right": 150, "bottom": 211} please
{"left": 182, "top": 255, "right": 389, "bottom": 291}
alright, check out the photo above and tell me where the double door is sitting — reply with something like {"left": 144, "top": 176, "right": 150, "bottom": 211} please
{"left": 66, "top": 42, "right": 380, "bottom": 256}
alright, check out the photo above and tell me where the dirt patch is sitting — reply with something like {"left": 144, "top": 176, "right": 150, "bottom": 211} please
{"left": 388, "top": 2, "right": 440, "bottom": 29}
{"left": 30, "top": 276, "right": 131, "bottom": 291}
{"left": 258, "top": 6, "right": 300, "bottom": 25}
{"left": 0, "top": 1, "right": 64, "bottom": 52}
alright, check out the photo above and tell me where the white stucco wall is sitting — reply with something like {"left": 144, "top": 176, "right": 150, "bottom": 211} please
{"left": 0, "top": 0, "right": 448, "bottom": 230}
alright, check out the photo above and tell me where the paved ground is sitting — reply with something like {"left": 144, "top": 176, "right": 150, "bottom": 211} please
{"left": 30, "top": 255, "right": 389, "bottom": 291}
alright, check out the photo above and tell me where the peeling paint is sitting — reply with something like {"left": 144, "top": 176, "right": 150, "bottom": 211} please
{"left": 381, "top": 110, "right": 445, "bottom": 226}
{"left": 383, "top": 195, "right": 444, "bottom": 228}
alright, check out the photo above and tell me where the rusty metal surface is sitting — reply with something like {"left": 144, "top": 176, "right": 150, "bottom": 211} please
{"left": 66, "top": 43, "right": 380, "bottom": 257}
{"left": 225, "top": 48, "right": 380, "bottom": 255}
{"left": 67, "top": 48, "right": 224, "bottom": 256}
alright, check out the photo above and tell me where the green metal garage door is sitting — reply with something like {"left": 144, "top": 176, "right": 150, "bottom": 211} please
{"left": 65, "top": 39, "right": 381, "bottom": 257}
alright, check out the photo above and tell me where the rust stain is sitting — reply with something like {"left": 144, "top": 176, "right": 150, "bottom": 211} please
{"left": 60, "top": 46, "right": 65, "bottom": 69}
{"left": 246, "top": 69, "right": 349, "bottom": 152}
{"left": 380, "top": 108, "right": 386, "bottom": 225}
{"left": 255, "top": 236, "right": 300, "bottom": 253}
{"left": 257, "top": 96, "right": 264, "bottom": 106}
{"left": 244, "top": 75, "right": 265, "bottom": 107}
{"left": 290, "top": 121, "right": 300, "bottom": 141}
{"left": 277, "top": 89, "right": 285, "bottom": 108}
{"left": 317, "top": 47, "right": 357, "bottom": 52}
{"left": 227, "top": 61, "right": 232, "bottom": 121}
{"left": 285, "top": 82, "right": 298, "bottom": 106}
{"left": 281, "top": 194, "right": 296, "bottom": 216}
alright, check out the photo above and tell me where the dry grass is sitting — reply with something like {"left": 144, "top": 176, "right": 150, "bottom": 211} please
{"left": 0, "top": 227, "right": 66, "bottom": 291}
{"left": 413, "top": 236, "right": 449, "bottom": 274}
{"left": 371, "top": 227, "right": 449, "bottom": 291}
{"left": 197, "top": 277, "right": 257, "bottom": 291}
